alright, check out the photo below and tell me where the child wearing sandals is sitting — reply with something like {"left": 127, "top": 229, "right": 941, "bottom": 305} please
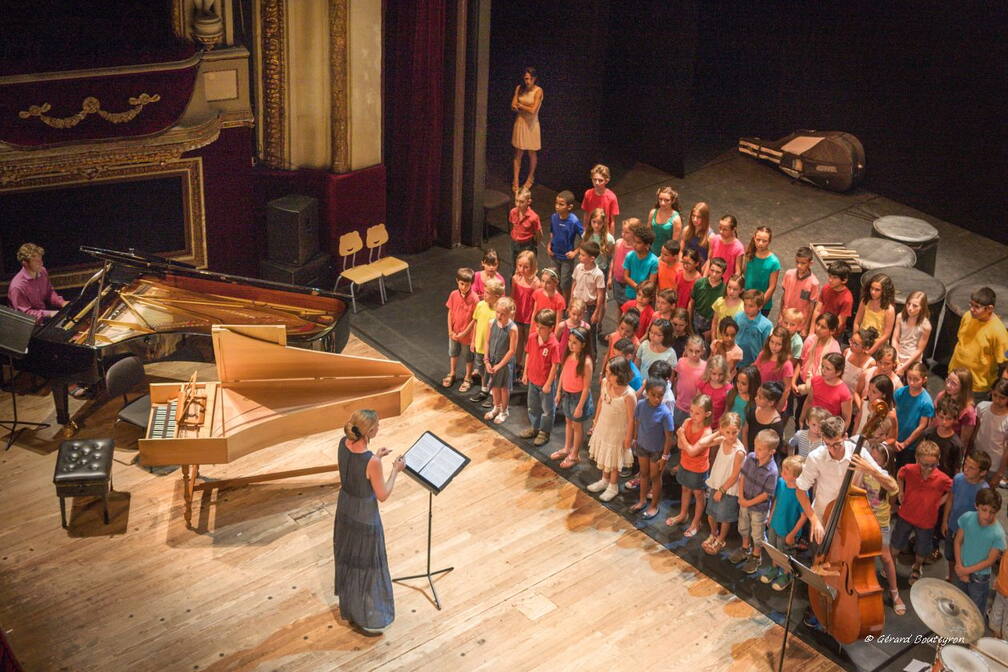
{"left": 482, "top": 297, "right": 519, "bottom": 425}
{"left": 666, "top": 394, "right": 714, "bottom": 537}
{"left": 587, "top": 356, "right": 637, "bottom": 502}
{"left": 702, "top": 412, "right": 745, "bottom": 555}
{"left": 630, "top": 377, "right": 676, "bottom": 518}
{"left": 444, "top": 267, "right": 477, "bottom": 390}
{"left": 727, "top": 429, "right": 780, "bottom": 574}
{"left": 553, "top": 327, "right": 594, "bottom": 469}
{"left": 850, "top": 429, "right": 906, "bottom": 615}
{"left": 892, "top": 440, "right": 952, "bottom": 585}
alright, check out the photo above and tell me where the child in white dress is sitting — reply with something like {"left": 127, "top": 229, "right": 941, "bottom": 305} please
{"left": 588, "top": 356, "right": 637, "bottom": 502}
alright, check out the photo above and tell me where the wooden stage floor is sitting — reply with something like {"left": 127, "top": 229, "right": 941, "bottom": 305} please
{"left": 0, "top": 335, "right": 842, "bottom": 672}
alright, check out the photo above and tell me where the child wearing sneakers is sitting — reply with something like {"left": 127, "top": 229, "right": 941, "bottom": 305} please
{"left": 482, "top": 297, "right": 519, "bottom": 425}
{"left": 728, "top": 429, "right": 780, "bottom": 575}
{"left": 520, "top": 309, "right": 562, "bottom": 446}
{"left": 587, "top": 356, "right": 637, "bottom": 502}
{"left": 469, "top": 279, "right": 504, "bottom": 401}
{"left": 893, "top": 440, "right": 952, "bottom": 584}
{"left": 944, "top": 451, "right": 991, "bottom": 581}
{"left": 444, "top": 267, "right": 477, "bottom": 390}
{"left": 760, "top": 455, "right": 808, "bottom": 591}
{"left": 630, "top": 377, "right": 676, "bottom": 518}
{"left": 953, "top": 487, "right": 1006, "bottom": 615}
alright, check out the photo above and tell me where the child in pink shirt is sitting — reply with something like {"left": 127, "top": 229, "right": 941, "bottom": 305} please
{"left": 472, "top": 248, "right": 506, "bottom": 300}
{"left": 674, "top": 335, "right": 708, "bottom": 427}
{"left": 781, "top": 247, "right": 820, "bottom": 336}
{"left": 610, "top": 219, "right": 634, "bottom": 306}
{"left": 707, "top": 215, "right": 746, "bottom": 282}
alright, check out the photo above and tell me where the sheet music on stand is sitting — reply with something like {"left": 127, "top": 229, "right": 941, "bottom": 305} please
{"left": 403, "top": 431, "right": 469, "bottom": 494}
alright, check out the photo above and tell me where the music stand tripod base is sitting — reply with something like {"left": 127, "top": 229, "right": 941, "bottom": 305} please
{"left": 392, "top": 490, "right": 453, "bottom": 610}
{"left": 2, "top": 353, "right": 51, "bottom": 450}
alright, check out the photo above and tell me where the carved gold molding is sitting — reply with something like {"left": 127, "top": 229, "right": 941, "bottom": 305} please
{"left": 173, "top": 0, "right": 186, "bottom": 39}
{"left": 19, "top": 94, "right": 162, "bottom": 129}
{"left": 0, "top": 114, "right": 221, "bottom": 185}
{"left": 329, "top": 0, "right": 349, "bottom": 173}
{"left": 0, "top": 157, "right": 208, "bottom": 292}
{"left": 260, "top": 0, "right": 287, "bottom": 168}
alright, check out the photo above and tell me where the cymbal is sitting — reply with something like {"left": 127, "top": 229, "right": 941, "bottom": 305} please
{"left": 910, "top": 578, "right": 985, "bottom": 642}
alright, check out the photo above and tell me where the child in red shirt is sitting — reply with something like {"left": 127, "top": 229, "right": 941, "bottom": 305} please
{"left": 582, "top": 163, "right": 620, "bottom": 234}
{"left": 674, "top": 248, "right": 702, "bottom": 310}
{"left": 621, "top": 281, "right": 656, "bottom": 340}
{"left": 508, "top": 187, "right": 541, "bottom": 271}
{"left": 520, "top": 308, "right": 562, "bottom": 446}
{"left": 812, "top": 261, "right": 854, "bottom": 340}
{"left": 531, "top": 268, "right": 566, "bottom": 317}
{"left": 893, "top": 440, "right": 953, "bottom": 583}
{"left": 444, "top": 267, "right": 478, "bottom": 389}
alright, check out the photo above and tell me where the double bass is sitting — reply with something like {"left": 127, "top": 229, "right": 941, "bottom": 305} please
{"left": 809, "top": 402, "right": 889, "bottom": 643}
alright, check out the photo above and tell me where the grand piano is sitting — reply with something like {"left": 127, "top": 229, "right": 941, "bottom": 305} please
{"left": 16, "top": 247, "right": 350, "bottom": 431}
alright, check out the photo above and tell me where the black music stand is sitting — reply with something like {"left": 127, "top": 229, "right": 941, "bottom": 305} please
{"left": 394, "top": 431, "right": 470, "bottom": 610}
{"left": 760, "top": 541, "right": 838, "bottom": 672}
{"left": 0, "top": 305, "right": 49, "bottom": 450}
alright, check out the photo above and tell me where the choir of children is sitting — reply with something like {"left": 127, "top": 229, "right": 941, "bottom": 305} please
{"left": 442, "top": 167, "right": 1008, "bottom": 634}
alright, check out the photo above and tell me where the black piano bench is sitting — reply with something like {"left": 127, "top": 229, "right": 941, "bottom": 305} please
{"left": 53, "top": 438, "right": 115, "bottom": 528}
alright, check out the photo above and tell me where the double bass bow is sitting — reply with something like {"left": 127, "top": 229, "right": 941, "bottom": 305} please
{"left": 809, "top": 401, "right": 889, "bottom": 644}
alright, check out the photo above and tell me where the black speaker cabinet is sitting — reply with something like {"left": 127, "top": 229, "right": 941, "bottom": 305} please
{"left": 266, "top": 194, "right": 320, "bottom": 265}
{"left": 260, "top": 252, "right": 332, "bottom": 289}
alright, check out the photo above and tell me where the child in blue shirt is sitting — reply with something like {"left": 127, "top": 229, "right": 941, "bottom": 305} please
{"left": 622, "top": 219, "right": 659, "bottom": 300}
{"left": 736, "top": 289, "right": 773, "bottom": 368}
{"left": 894, "top": 362, "right": 935, "bottom": 468}
{"left": 761, "top": 455, "right": 808, "bottom": 590}
{"left": 613, "top": 337, "right": 643, "bottom": 392}
{"left": 633, "top": 377, "right": 676, "bottom": 518}
{"left": 954, "top": 488, "right": 1006, "bottom": 614}
{"left": 547, "top": 190, "right": 583, "bottom": 301}
{"left": 944, "top": 450, "right": 991, "bottom": 581}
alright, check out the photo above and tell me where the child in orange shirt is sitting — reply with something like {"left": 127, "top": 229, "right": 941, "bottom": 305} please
{"left": 657, "top": 239, "right": 681, "bottom": 293}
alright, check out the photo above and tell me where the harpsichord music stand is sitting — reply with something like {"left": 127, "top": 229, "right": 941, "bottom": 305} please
{"left": 394, "top": 431, "right": 469, "bottom": 610}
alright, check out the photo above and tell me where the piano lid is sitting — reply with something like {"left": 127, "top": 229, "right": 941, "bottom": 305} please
{"left": 80, "top": 247, "right": 345, "bottom": 300}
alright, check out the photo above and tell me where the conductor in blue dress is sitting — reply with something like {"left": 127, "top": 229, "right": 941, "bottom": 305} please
{"left": 333, "top": 409, "right": 405, "bottom": 634}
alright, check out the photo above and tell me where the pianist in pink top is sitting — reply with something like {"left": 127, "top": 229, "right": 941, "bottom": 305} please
{"left": 7, "top": 242, "right": 67, "bottom": 323}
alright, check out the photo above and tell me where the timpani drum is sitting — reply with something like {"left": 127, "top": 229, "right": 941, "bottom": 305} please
{"left": 976, "top": 637, "right": 1008, "bottom": 672}
{"left": 848, "top": 237, "right": 917, "bottom": 273}
{"left": 933, "top": 645, "right": 989, "bottom": 671}
{"left": 872, "top": 215, "right": 941, "bottom": 276}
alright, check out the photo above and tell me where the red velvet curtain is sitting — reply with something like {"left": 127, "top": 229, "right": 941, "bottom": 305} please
{"left": 384, "top": 0, "right": 448, "bottom": 253}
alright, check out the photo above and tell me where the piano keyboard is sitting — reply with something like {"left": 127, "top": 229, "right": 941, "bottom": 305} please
{"left": 148, "top": 400, "right": 178, "bottom": 439}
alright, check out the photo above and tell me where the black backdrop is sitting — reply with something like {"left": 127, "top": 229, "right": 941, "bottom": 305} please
{"left": 488, "top": 0, "right": 1007, "bottom": 241}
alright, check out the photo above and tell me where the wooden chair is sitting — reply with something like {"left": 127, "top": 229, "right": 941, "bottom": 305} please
{"left": 366, "top": 223, "right": 413, "bottom": 296}
{"left": 335, "top": 230, "right": 385, "bottom": 313}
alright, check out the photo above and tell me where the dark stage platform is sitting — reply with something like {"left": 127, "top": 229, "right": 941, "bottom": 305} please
{"left": 350, "top": 151, "right": 1008, "bottom": 672}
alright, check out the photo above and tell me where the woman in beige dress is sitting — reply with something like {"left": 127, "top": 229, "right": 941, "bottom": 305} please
{"left": 511, "top": 67, "right": 543, "bottom": 193}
